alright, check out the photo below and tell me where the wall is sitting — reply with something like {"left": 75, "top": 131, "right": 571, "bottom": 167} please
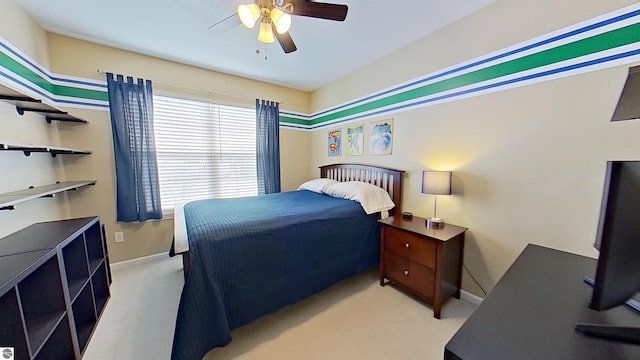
{"left": 0, "top": 0, "right": 71, "bottom": 238}
{"left": 309, "top": 0, "right": 640, "bottom": 296}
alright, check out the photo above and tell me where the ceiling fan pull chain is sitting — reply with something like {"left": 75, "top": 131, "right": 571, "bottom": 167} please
{"left": 264, "top": 41, "right": 268, "bottom": 60}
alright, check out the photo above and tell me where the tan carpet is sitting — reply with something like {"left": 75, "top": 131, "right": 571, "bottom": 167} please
{"left": 84, "top": 254, "right": 476, "bottom": 360}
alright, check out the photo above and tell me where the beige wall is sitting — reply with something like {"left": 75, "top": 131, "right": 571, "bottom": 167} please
{"left": 0, "top": 0, "right": 50, "bottom": 65}
{"left": 0, "top": 1, "right": 70, "bottom": 239}
{"left": 310, "top": 0, "right": 640, "bottom": 296}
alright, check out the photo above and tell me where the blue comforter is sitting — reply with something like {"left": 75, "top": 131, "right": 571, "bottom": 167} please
{"left": 171, "top": 190, "right": 381, "bottom": 360}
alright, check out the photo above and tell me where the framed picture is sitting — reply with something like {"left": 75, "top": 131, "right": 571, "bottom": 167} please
{"left": 346, "top": 124, "right": 364, "bottom": 156}
{"left": 328, "top": 129, "right": 342, "bottom": 157}
{"left": 370, "top": 119, "right": 393, "bottom": 155}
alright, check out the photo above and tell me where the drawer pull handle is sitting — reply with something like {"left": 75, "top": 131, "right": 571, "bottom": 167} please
{"left": 405, "top": 243, "right": 410, "bottom": 248}
{"left": 403, "top": 270, "right": 409, "bottom": 276}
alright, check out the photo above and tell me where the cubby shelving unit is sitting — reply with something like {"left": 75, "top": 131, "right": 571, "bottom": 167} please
{"left": 0, "top": 217, "right": 110, "bottom": 360}
{"left": 0, "top": 181, "right": 97, "bottom": 211}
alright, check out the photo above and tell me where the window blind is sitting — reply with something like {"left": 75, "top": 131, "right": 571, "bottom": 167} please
{"left": 153, "top": 95, "right": 257, "bottom": 212}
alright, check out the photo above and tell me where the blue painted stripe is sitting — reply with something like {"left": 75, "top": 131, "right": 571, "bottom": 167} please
{"left": 0, "top": 40, "right": 106, "bottom": 90}
{"left": 0, "top": 69, "right": 56, "bottom": 102}
{"left": 310, "top": 8, "right": 640, "bottom": 119}
{"left": 308, "top": 47, "right": 640, "bottom": 129}
{"left": 1, "top": 69, "right": 108, "bottom": 109}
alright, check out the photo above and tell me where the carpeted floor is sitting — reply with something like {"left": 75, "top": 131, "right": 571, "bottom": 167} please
{"left": 84, "top": 254, "right": 476, "bottom": 360}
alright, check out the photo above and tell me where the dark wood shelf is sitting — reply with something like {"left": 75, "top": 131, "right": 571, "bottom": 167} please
{"left": 0, "top": 141, "right": 92, "bottom": 157}
{"left": 0, "top": 180, "right": 96, "bottom": 210}
{"left": 88, "top": 257, "right": 104, "bottom": 275}
{"left": 27, "top": 310, "right": 67, "bottom": 354}
{"left": 0, "top": 84, "right": 88, "bottom": 123}
{"left": 67, "top": 278, "right": 89, "bottom": 303}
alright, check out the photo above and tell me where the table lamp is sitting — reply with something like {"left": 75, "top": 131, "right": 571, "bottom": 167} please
{"left": 422, "top": 171, "right": 452, "bottom": 228}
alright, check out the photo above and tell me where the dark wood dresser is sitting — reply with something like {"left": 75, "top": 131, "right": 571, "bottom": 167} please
{"left": 379, "top": 215, "right": 466, "bottom": 318}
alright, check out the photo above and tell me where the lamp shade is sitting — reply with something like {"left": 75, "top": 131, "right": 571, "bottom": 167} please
{"left": 270, "top": 8, "right": 291, "bottom": 34}
{"left": 422, "top": 171, "right": 452, "bottom": 195}
{"left": 611, "top": 65, "right": 640, "bottom": 121}
{"left": 238, "top": 3, "right": 260, "bottom": 29}
{"left": 257, "top": 21, "right": 275, "bottom": 43}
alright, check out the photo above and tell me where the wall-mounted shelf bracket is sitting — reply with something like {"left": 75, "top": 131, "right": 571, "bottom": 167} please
{"left": 0, "top": 87, "right": 88, "bottom": 124}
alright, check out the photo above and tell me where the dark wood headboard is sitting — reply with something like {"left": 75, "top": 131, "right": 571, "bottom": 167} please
{"left": 319, "top": 163, "right": 404, "bottom": 216}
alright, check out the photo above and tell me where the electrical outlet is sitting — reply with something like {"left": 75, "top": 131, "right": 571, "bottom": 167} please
{"left": 114, "top": 232, "right": 124, "bottom": 243}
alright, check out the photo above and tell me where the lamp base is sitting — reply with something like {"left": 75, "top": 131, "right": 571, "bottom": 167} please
{"left": 426, "top": 217, "right": 445, "bottom": 229}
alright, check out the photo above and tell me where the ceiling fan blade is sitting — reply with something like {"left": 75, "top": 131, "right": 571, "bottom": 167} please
{"left": 288, "top": 1, "right": 348, "bottom": 21}
{"left": 274, "top": 29, "right": 297, "bottom": 53}
{"left": 208, "top": 13, "right": 240, "bottom": 31}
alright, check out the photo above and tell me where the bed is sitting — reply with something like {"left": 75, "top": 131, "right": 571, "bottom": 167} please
{"left": 170, "top": 163, "right": 403, "bottom": 360}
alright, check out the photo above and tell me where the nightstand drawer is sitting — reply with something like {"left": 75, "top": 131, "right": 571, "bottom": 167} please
{"left": 384, "top": 252, "right": 435, "bottom": 299}
{"left": 384, "top": 227, "right": 436, "bottom": 268}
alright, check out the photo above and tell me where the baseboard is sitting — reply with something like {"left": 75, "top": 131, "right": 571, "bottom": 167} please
{"left": 112, "top": 256, "right": 488, "bottom": 307}
{"left": 461, "top": 289, "right": 484, "bottom": 306}
{"left": 111, "top": 252, "right": 168, "bottom": 270}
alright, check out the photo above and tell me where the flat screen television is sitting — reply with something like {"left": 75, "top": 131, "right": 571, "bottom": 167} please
{"left": 575, "top": 161, "right": 640, "bottom": 343}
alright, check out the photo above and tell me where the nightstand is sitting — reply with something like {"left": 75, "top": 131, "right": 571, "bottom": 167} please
{"left": 379, "top": 215, "right": 467, "bottom": 318}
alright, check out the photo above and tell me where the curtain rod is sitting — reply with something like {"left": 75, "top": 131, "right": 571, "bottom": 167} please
{"left": 96, "top": 69, "right": 283, "bottom": 104}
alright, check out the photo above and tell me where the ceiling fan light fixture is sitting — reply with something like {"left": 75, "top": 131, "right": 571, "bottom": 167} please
{"left": 238, "top": 3, "right": 260, "bottom": 28}
{"left": 257, "top": 21, "right": 275, "bottom": 43}
{"left": 270, "top": 8, "right": 291, "bottom": 34}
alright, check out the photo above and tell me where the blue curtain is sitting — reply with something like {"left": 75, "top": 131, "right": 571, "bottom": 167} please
{"left": 256, "top": 99, "right": 281, "bottom": 194}
{"left": 107, "top": 73, "right": 162, "bottom": 222}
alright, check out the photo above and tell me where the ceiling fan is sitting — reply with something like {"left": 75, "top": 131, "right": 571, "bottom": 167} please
{"left": 233, "top": 0, "right": 348, "bottom": 54}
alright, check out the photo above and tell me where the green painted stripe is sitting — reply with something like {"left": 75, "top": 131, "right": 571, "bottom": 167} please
{"left": 310, "top": 22, "right": 640, "bottom": 125}
{"left": 51, "top": 84, "right": 108, "bottom": 102}
{"left": 280, "top": 115, "right": 309, "bottom": 126}
{"left": 0, "top": 51, "right": 108, "bottom": 102}
{"left": 0, "top": 51, "right": 54, "bottom": 93}
{"left": 2, "top": 16, "right": 638, "bottom": 122}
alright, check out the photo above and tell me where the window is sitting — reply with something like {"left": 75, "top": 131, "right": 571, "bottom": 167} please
{"left": 153, "top": 95, "right": 257, "bottom": 213}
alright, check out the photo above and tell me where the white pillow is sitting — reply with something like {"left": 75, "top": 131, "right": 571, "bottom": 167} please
{"left": 323, "top": 181, "right": 395, "bottom": 215}
{"left": 297, "top": 178, "right": 339, "bottom": 193}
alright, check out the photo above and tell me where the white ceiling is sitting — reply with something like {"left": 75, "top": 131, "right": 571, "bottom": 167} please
{"left": 16, "top": 0, "right": 494, "bottom": 91}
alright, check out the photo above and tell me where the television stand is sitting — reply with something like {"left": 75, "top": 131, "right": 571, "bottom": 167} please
{"left": 575, "top": 324, "right": 640, "bottom": 345}
{"left": 582, "top": 277, "right": 640, "bottom": 312}
{"left": 575, "top": 277, "right": 640, "bottom": 345}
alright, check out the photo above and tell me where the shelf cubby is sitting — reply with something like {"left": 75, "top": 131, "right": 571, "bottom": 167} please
{"left": 92, "top": 262, "right": 110, "bottom": 318}
{"left": 18, "top": 256, "right": 67, "bottom": 355}
{"left": 32, "top": 315, "right": 74, "bottom": 360}
{"left": 62, "top": 236, "right": 90, "bottom": 301}
{"left": 71, "top": 284, "right": 97, "bottom": 354}
{"left": 0, "top": 288, "right": 30, "bottom": 360}
{"left": 84, "top": 222, "right": 103, "bottom": 274}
